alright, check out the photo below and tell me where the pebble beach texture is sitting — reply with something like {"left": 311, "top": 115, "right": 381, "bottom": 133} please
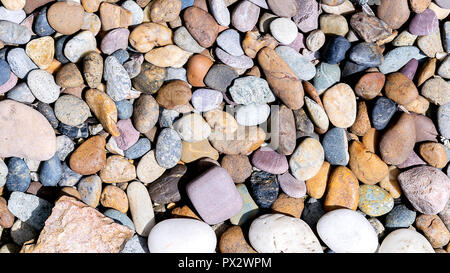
{"left": 0, "top": 0, "right": 449, "bottom": 254}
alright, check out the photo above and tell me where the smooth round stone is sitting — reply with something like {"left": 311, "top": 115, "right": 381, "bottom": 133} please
{"left": 54, "top": 95, "right": 91, "bottom": 126}
{"left": 235, "top": 104, "right": 270, "bottom": 126}
{"left": 322, "top": 127, "right": 349, "bottom": 166}
{"left": 342, "top": 61, "right": 369, "bottom": 77}
{"left": 378, "top": 46, "right": 421, "bottom": 74}
{"left": 270, "top": 18, "right": 298, "bottom": 45}
{"left": 6, "top": 158, "right": 30, "bottom": 193}
{"left": 435, "top": 0, "right": 450, "bottom": 8}
{"left": 290, "top": 138, "right": 324, "bottom": 181}
{"left": 306, "top": 30, "right": 325, "bottom": 52}
{"left": 7, "top": 48, "right": 38, "bottom": 79}
{"left": 27, "top": 69, "right": 60, "bottom": 104}
{"left": 127, "top": 181, "right": 155, "bottom": 236}
{"left": 250, "top": 171, "right": 279, "bottom": 209}
{"left": 216, "top": 29, "right": 243, "bottom": 56}
{"left": 209, "top": 0, "right": 230, "bottom": 26}
{"left": 385, "top": 205, "right": 417, "bottom": 229}
{"left": 421, "top": 77, "right": 450, "bottom": 106}
{"left": 54, "top": 36, "right": 70, "bottom": 64}
{"left": 122, "top": 0, "right": 144, "bottom": 25}
{"left": 313, "top": 62, "right": 341, "bottom": 94}
{"left": 249, "top": 214, "right": 323, "bottom": 253}
{"left": 115, "top": 100, "right": 134, "bottom": 120}
{"left": 231, "top": 0, "right": 260, "bottom": 33}
{"left": 204, "top": 64, "right": 238, "bottom": 92}
{"left": 39, "top": 154, "right": 62, "bottom": 187}
{"left": 155, "top": 128, "right": 182, "bottom": 169}
{"left": 148, "top": 218, "right": 216, "bottom": 253}
{"left": 379, "top": 229, "right": 434, "bottom": 253}
{"left": 323, "top": 36, "right": 351, "bottom": 64}
{"left": 358, "top": 185, "right": 394, "bottom": 217}
{"left": 77, "top": 175, "right": 102, "bottom": 207}
{"left": 323, "top": 83, "right": 356, "bottom": 128}
{"left": 103, "top": 209, "right": 135, "bottom": 230}
{"left": 34, "top": 6, "right": 55, "bottom": 36}
{"left": 58, "top": 163, "right": 82, "bottom": 187}
{"left": 173, "top": 27, "right": 205, "bottom": 54}
{"left": 349, "top": 42, "right": 383, "bottom": 67}
{"left": 437, "top": 103, "right": 450, "bottom": 139}
{"left": 229, "top": 76, "right": 275, "bottom": 105}
{"left": 6, "top": 82, "right": 35, "bottom": 103}
{"left": 0, "top": 59, "right": 10, "bottom": 86}
{"left": 173, "top": 113, "right": 211, "bottom": 142}
{"left": 104, "top": 56, "right": 132, "bottom": 101}
{"left": 137, "top": 150, "right": 166, "bottom": 183}
{"left": 372, "top": 97, "right": 397, "bottom": 130}
{"left": 64, "top": 31, "right": 97, "bottom": 63}
{"left": 277, "top": 172, "right": 306, "bottom": 198}
{"left": 275, "top": 46, "right": 316, "bottom": 81}
{"left": 409, "top": 9, "right": 439, "bottom": 36}
{"left": 252, "top": 148, "right": 288, "bottom": 175}
{"left": 191, "top": 89, "right": 223, "bottom": 112}
{"left": 159, "top": 109, "right": 180, "bottom": 128}
{"left": 47, "top": 1, "right": 84, "bottom": 35}
{"left": 0, "top": 20, "right": 31, "bottom": 45}
{"left": 25, "top": 36, "right": 54, "bottom": 69}
{"left": 317, "top": 209, "right": 378, "bottom": 253}
{"left": 124, "top": 138, "right": 151, "bottom": 160}
{"left": 7, "top": 192, "right": 52, "bottom": 230}
{"left": 0, "top": 159, "right": 7, "bottom": 188}
{"left": 101, "top": 28, "right": 130, "bottom": 55}
{"left": 215, "top": 48, "right": 253, "bottom": 70}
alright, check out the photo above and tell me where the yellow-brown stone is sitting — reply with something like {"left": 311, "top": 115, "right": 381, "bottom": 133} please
{"left": 324, "top": 166, "right": 359, "bottom": 211}
{"left": 100, "top": 185, "right": 129, "bottom": 214}
{"left": 181, "top": 140, "right": 219, "bottom": 163}
{"left": 306, "top": 161, "right": 330, "bottom": 199}
{"left": 271, "top": 193, "right": 304, "bottom": 218}
{"left": 219, "top": 226, "right": 257, "bottom": 253}
{"left": 85, "top": 89, "right": 119, "bottom": 137}
{"left": 25, "top": 36, "right": 54, "bottom": 69}
{"left": 69, "top": 136, "right": 107, "bottom": 176}
{"left": 349, "top": 141, "right": 388, "bottom": 185}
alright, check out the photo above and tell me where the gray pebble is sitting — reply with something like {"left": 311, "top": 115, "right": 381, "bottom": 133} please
{"left": 121, "top": 235, "right": 149, "bottom": 253}
{"left": 7, "top": 48, "right": 38, "bottom": 79}
{"left": 275, "top": 46, "right": 316, "bottom": 81}
{"left": 313, "top": 62, "right": 341, "bottom": 95}
{"left": 104, "top": 56, "right": 132, "bottom": 101}
{"left": 56, "top": 135, "right": 75, "bottom": 161}
{"left": 6, "top": 82, "right": 35, "bottom": 103}
{"left": 155, "top": 128, "right": 182, "bottom": 169}
{"left": 229, "top": 76, "right": 275, "bottom": 105}
{"left": 58, "top": 163, "right": 82, "bottom": 187}
{"left": 27, "top": 69, "right": 60, "bottom": 103}
{"left": 0, "top": 20, "right": 32, "bottom": 45}
{"left": 173, "top": 26, "right": 205, "bottom": 54}
{"left": 7, "top": 192, "right": 53, "bottom": 230}
{"left": 217, "top": 29, "right": 243, "bottom": 56}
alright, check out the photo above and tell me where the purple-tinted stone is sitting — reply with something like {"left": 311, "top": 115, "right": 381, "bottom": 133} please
{"left": 231, "top": 1, "right": 260, "bottom": 33}
{"left": 248, "top": 0, "right": 268, "bottom": 9}
{"left": 0, "top": 72, "right": 17, "bottom": 94}
{"left": 435, "top": 0, "right": 450, "bottom": 9}
{"left": 283, "top": 32, "right": 305, "bottom": 52}
{"left": 399, "top": 59, "right": 418, "bottom": 81}
{"left": 215, "top": 48, "right": 254, "bottom": 70}
{"left": 186, "top": 166, "right": 243, "bottom": 225}
{"left": 413, "top": 113, "right": 439, "bottom": 143}
{"left": 277, "top": 172, "right": 306, "bottom": 198}
{"left": 191, "top": 89, "right": 223, "bottom": 112}
{"left": 397, "top": 150, "right": 427, "bottom": 169}
{"left": 100, "top": 28, "right": 130, "bottom": 55}
{"left": 293, "top": 0, "right": 319, "bottom": 33}
{"left": 251, "top": 147, "right": 289, "bottom": 175}
{"left": 409, "top": 9, "right": 439, "bottom": 36}
{"left": 114, "top": 119, "right": 140, "bottom": 150}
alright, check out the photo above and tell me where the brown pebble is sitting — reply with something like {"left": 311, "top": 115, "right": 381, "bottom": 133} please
{"left": 183, "top": 6, "right": 219, "bottom": 48}
{"left": 324, "top": 166, "right": 359, "bottom": 211}
{"left": 350, "top": 101, "right": 371, "bottom": 136}
{"left": 219, "top": 226, "right": 256, "bottom": 253}
{"left": 156, "top": 80, "right": 192, "bottom": 110}
{"left": 69, "top": 136, "right": 107, "bottom": 176}
{"left": 221, "top": 155, "right": 252, "bottom": 183}
{"left": 100, "top": 185, "right": 129, "bottom": 214}
{"left": 271, "top": 193, "right": 304, "bottom": 218}
{"left": 419, "top": 142, "right": 448, "bottom": 168}
{"left": 47, "top": 2, "right": 85, "bottom": 35}
{"left": 306, "top": 161, "right": 330, "bottom": 199}
{"left": 171, "top": 205, "right": 200, "bottom": 220}
{"left": 55, "top": 63, "right": 84, "bottom": 88}
{"left": 186, "top": 54, "right": 214, "bottom": 87}
{"left": 355, "top": 72, "right": 385, "bottom": 100}
{"left": 384, "top": 72, "right": 419, "bottom": 105}
{"left": 415, "top": 214, "right": 450, "bottom": 248}
{"left": 0, "top": 197, "right": 14, "bottom": 228}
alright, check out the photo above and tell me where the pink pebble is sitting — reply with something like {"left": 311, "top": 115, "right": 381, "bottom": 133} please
{"left": 0, "top": 72, "right": 18, "bottom": 95}
{"left": 114, "top": 119, "right": 140, "bottom": 150}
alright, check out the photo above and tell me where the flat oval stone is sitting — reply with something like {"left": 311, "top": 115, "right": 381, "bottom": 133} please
{"left": 358, "top": 185, "right": 394, "bottom": 217}
{"left": 69, "top": 135, "right": 106, "bottom": 175}
{"left": 438, "top": 103, "right": 450, "bottom": 139}
{"left": 421, "top": 77, "right": 450, "bottom": 106}
{"left": 123, "top": 138, "right": 151, "bottom": 160}
{"left": 127, "top": 181, "right": 155, "bottom": 236}
{"left": 54, "top": 95, "right": 91, "bottom": 126}
{"left": 372, "top": 97, "right": 397, "bottom": 130}
{"left": 323, "top": 36, "right": 351, "bottom": 64}
{"left": 289, "top": 138, "right": 324, "bottom": 181}
{"left": 133, "top": 94, "right": 159, "bottom": 133}
{"left": 324, "top": 166, "right": 359, "bottom": 211}
{"left": 378, "top": 46, "right": 422, "bottom": 74}
{"left": 0, "top": 20, "right": 32, "bottom": 44}
{"left": 231, "top": 0, "right": 260, "bottom": 33}
{"left": 409, "top": 9, "right": 439, "bottom": 36}
{"left": 191, "top": 89, "right": 223, "bottom": 112}
{"left": 64, "top": 30, "right": 97, "bottom": 63}
{"left": 215, "top": 48, "right": 253, "bottom": 70}
{"left": 277, "top": 172, "right": 306, "bottom": 198}
{"left": 323, "top": 83, "right": 356, "bottom": 128}
{"left": 317, "top": 209, "right": 378, "bottom": 253}
{"left": 6, "top": 158, "right": 30, "bottom": 193}
{"left": 249, "top": 214, "right": 322, "bottom": 253}
{"left": 319, "top": 14, "right": 349, "bottom": 36}
{"left": 250, "top": 171, "right": 279, "bottom": 209}
{"left": 379, "top": 229, "right": 434, "bottom": 253}
{"left": 252, "top": 147, "right": 288, "bottom": 175}
{"left": 270, "top": 18, "right": 298, "bottom": 45}
{"left": 137, "top": 150, "right": 166, "bottom": 183}
{"left": 156, "top": 80, "right": 192, "bottom": 109}
{"left": 385, "top": 73, "right": 419, "bottom": 105}
{"left": 204, "top": 64, "right": 238, "bottom": 92}
{"left": 267, "top": 0, "right": 298, "bottom": 17}
{"left": 236, "top": 104, "right": 270, "bottom": 126}
{"left": 101, "top": 28, "right": 130, "bottom": 55}
{"left": 275, "top": 46, "right": 316, "bottom": 81}
{"left": 184, "top": 7, "right": 219, "bottom": 48}
{"left": 313, "top": 62, "right": 341, "bottom": 95}
{"left": 209, "top": 0, "right": 230, "bottom": 26}
{"left": 147, "top": 218, "right": 216, "bottom": 253}
{"left": 173, "top": 26, "right": 205, "bottom": 54}
{"left": 155, "top": 128, "right": 182, "bottom": 169}
{"left": 322, "top": 128, "right": 349, "bottom": 166}
{"left": 349, "top": 42, "right": 383, "bottom": 67}
{"left": 7, "top": 48, "right": 38, "bottom": 79}
{"left": 144, "top": 45, "right": 192, "bottom": 68}
{"left": 385, "top": 205, "right": 417, "bottom": 229}
{"left": 216, "top": 29, "right": 243, "bottom": 56}
{"left": 47, "top": 1, "right": 84, "bottom": 35}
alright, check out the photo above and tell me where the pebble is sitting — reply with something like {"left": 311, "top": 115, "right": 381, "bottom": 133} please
{"left": 229, "top": 76, "right": 274, "bottom": 105}
{"left": 349, "top": 141, "right": 388, "bottom": 185}
{"left": 156, "top": 80, "right": 192, "bottom": 109}
{"left": 148, "top": 164, "right": 185, "bottom": 204}
{"left": 290, "top": 137, "right": 324, "bottom": 181}
{"left": 304, "top": 97, "right": 329, "bottom": 131}
{"left": 7, "top": 48, "right": 38, "bottom": 79}
{"left": 250, "top": 171, "right": 279, "bottom": 209}
{"left": 317, "top": 209, "right": 378, "bottom": 253}
{"left": 0, "top": 159, "right": 7, "bottom": 188}
{"left": 77, "top": 175, "right": 102, "bottom": 208}
{"left": 438, "top": 103, "right": 450, "bottom": 139}
{"left": 204, "top": 64, "right": 238, "bottom": 92}
{"left": 379, "top": 229, "right": 434, "bottom": 253}
{"left": 5, "top": 157, "right": 30, "bottom": 193}
{"left": 0, "top": 20, "right": 32, "bottom": 45}
{"left": 101, "top": 28, "right": 130, "bottom": 55}
{"left": 385, "top": 205, "right": 417, "bottom": 229}
{"left": 122, "top": 1, "right": 144, "bottom": 25}
{"left": 372, "top": 97, "right": 397, "bottom": 130}
{"left": 324, "top": 166, "right": 359, "bottom": 211}
{"left": 103, "top": 209, "right": 135, "bottom": 230}
{"left": 277, "top": 172, "right": 306, "bottom": 199}
{"left": 221, "top": 155, "right": 252, "bottom": 183}
{"left": 155, "top": 128, "right": 182, "bottom": 169}
{"left": 58, "top": 163, "right": 82, "bottom": 187}
{"left": 320, "top": 14, "right": 349, "bottom": 36}
{"left": 0, "top": 6, "right": 25, "bottom": 24}
{"left": 127, "top": 181, "right": 155, "bottom": 236}
{"left": 251, "top": 148, "right": 288, "bottom": 175}
{"left": 323, "top": 36, "right": 351, "bottom": 64}
{"left": 209, "top": 0, "right": 230, "bottom": 26}
{"left": 173, "top": 26, "right": 205, "bottom": 54}
{"left": 219, "top": 226, "right": 256, "bottom": 253}
{"left": 104, "top": 56, "right": 132, "bottom": 101}
{"left": 36, "top": 102, "right": 59, "bottom": 129}
{"left": 184, "top": 7, "right": 219, "bottom": 48}
{"left": 173, "top": 113, "right": 211, "bottom": 142}
{"left": 133, "top": 94, "right": 159, "bottom": 133}
{"left": 64, "top": 31, "right": 97, "bottom": 63}
{"left": 323, "top": 83, "right": 356, "bottom": 128}
{"left": 421, "top": 77, "right": 450, "bottom": 105}
{"left": 100, "top": 185, "right": 129, "bottom": 213}
{"left": 231, "top": 0, "right": 260, "bottom": 33}
{"left": 236, "top": 104, "right": 270, "bottom": 126}
{"left": 47, "top": 1, "right": 84, "bottom": 35}
{"left": 137, "top": 150, "right": 166, "bottom": 183}
{"left": 275, "top": 46, "right": 316, "bottom": 81}
{"left": 132, "top": 62, "right": 166, "bottom": 94}
{"left": 313, "top": 62, "right": 341, "bottom": 95}
{"left": 216, "top": 29, "right": 243, "bottom": 56}
{"left": 121, "top": 235, "right": 149, "bottom": 253}
{"left": 230, "top": 184, "right": 259, "bottom": 225}
{"left": 125, "top": 138, "right": 151, "bottom": 160}
{"left": 419, "top": 142, "right": 448, "bottom": 168}
{"left": 270, "top": 18, "right": 298, "bottom": 45}
{"left": 415, "top": 214, "right": 450, "bottom": 248}
{"left": 99, "top": 155, "right": 136, "bottom": 183}
{"left": 409, "top": 9, "right": 439, "bottom": 36}
{"left": 358, "top": 185, "right": 394, "bottom": 217}
{"left": 69, "top": 135, "right": 106, "bottom": 175}
{"left": 322, "top": 128, "right": 349, "bottom": 166}
{"left": 249, "top": 214, "right": 322, "bottom": 253}
{"left": 215, "top": 47, "right": 254, "bottom": 70}
{"left": 7, "top": 192, "right": 52, "bottom": 230}
{"left": 10, "top": 220, "right": 38, "bottom": 246}
{"left": 39, "top": 154, "right": 63, "bottom": 187}
{"left": 147, "top": 218, "right": 216, "bottom": 253}
{"left": 379, "top": 46, "right": 422, "bottom": 74}
{"left": 54, "top": 95, "right": 91, "bottom": 127}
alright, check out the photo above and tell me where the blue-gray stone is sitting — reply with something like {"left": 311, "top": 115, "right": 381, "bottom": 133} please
{"left": 322, "top": 36, "right": 351, "bottom": 65}
{"left": 342, "top": 61, "right": 369, "bottom": 77}
{"left": 0, "top": 48, "right": 6, "bottom": 60}
{"left": 58, "top": 122, "right": 89, "bottom": 139}
{"left": 55, "top": 36, "right": 70, "bottom": 64}
{"left": 0, "top": 20, "right": 32, "bottom": 44}
{"left": 33, "top": 6, "right": 55, "bottom": 37}
{"left": 322, "top": 127, "right": 349, "bottom": 166}
{"left": 6, "top": 158, "right": 31, "bottom": 193}
{"left": 155, "top": 128, "right": 182, "bottom": 169}
{"left": 0, "top": 59, "right": 11, "bottom": 86}
{"left": 249, "top": 171, "right": 279, "bottom": 209}
{"left": 111, "top": 49, "right": 129, "bottom": 65}
{"left": 6, "top": 82, "right": 35, "bottom": 103}
{"left": 124, "top": 138, "right": 151, "bottom": 160}
{"left": 103, "top": 209, "right": 135, "bottom": 230}
{"left": 349, "top": 42, "right": 384, "bottom": 67}
{"left": 159, "top": 108, "right": 180, "bottom": 128}
{"left": 7, "top": 48, "right": 38, "bottom": 79}
{"left": 39, "top": 154, "right": 63, "bottom": 187}
{"left": 115, "top": 99, "right": 134, "bottom": 120}
{"left": 7, "top": 192, "right": 53, "bottom": 230}
{"left": 444, "top": 22, "right": 450, "bottom": 53}
{"left": 302, "top": 198, "right": 325, "bottom": 228}
{"left": 121, "top": 234, "right": 149, "bottom": 253}
{"left": 372, "top": 97, "right": 397, "bottom": 130}
{"left": 378, "top": 46, "right": 425, "bottom": 74}
{"left": 37, "top": 102, "right": 59, "bottom": 129}
{"left": 385, "top": 205, "right": 416, "bottom": 229}
{"left": 437, "top": 103, "right": 450, "bottom": 139}
{"left": 217, "top": 29, "right": 244, "bottom": 57}
{"left": 313, "top": 62, "right": 341, "bottom": 95}
{"left": 58, "top": 163, "right": 82, "bottom": 187}
{"left": 181, "top": 0, "right": 194, "bottom": 10}
{"left": 275, "top": 46, "right": 316, "bottom": 81}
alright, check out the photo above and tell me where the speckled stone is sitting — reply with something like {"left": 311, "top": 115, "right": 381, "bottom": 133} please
{"left": 115, "top": 100, "right": 134, "bottom": 120}
{"left": 378, "top": 46, "right": 423, "bottom": 74}
{"left": 124, "top": 138, "right": 151, "bottom": 160}
{"left": 7, "top": 48, "right": 38, "bottom": 79}
{"left": 313, "top": 62, "right": 341, "bottom": 95}
{"left": 39, "top": 154, "right": 63, "bottom": 187}
{"left": 385, "top": 205, "right": 417, "bottom": 229}
{"left": 229, "top": 76, "right": 275, "bottom": 105}
{"left": 372, "top": 97, "right": 397, "bottom": 130}
{"left": 249, "top": 171, "right": 279, "bottom": 209}
{"left": 155, "top": 128, "right": 182, "bottom": 169}
{"left": 438, "top": 103, "right": 450, "bottom": 139}
{"left": 275, "top": 46, "right": 316, "bottom": 81}
{"left": 58, "top": 163, "right": 82, "bottom": 187}
{"left": 77, "top": 175, "right": 102, "bottom": 208}
{"left": 6, "top": 158, "right": 31, "bottom": 193}
{"left": 7, "top": 192, "right": 52, "bottom": 230}
{"left": 358, "top": 185, "right": 394, "bottom": 217}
